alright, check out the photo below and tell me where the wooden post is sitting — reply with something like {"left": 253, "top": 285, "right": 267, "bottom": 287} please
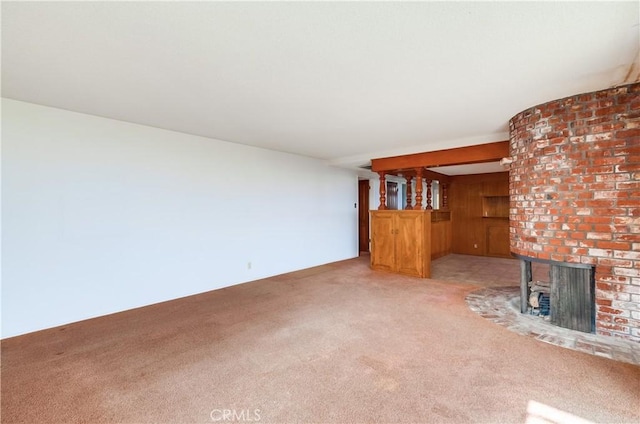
{"left": 426, "top": 179, "right": 433, "bottom": 210}
{"left": 413, "top": 168, "right": 423, "bottom": 210}
{"left": 377, "top": 172, "right": 387, "bottom": 210}
{"left": 371, "top": 141, "right": 510, "bottom": 172}
{"left": 404, "top": 174, "right": 413, "bottom": 210}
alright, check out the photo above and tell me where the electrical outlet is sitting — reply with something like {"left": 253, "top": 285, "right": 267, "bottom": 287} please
{"left": 474, "top": 244, "right": 478, "bottom": 249}
{"left": 247, "top": 262, "right": 252, "bottom": 270}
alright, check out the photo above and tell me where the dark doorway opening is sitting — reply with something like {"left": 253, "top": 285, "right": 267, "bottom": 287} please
{"left": 358, "top": 180, "right": 370, "bottom": 254}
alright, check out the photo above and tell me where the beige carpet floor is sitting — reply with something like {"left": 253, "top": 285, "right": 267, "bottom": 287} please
{"left": 2, "top": 255, "right": 639, "bottom": 423}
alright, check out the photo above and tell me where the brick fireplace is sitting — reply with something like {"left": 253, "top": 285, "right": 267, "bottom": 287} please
{"left": 509, "top": 82, "right": 640, "bottom": 341}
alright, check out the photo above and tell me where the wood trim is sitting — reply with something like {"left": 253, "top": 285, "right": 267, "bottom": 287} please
{"left": 371, "top": 141, "right": 509, "bottom": 172}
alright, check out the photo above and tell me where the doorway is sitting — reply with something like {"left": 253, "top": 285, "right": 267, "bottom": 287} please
{"left": 358, "top": 179, "right": 370, "bottom": 254}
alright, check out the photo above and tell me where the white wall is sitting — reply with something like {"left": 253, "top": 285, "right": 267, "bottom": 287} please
{"left": 2, "top": 99, "right": 358, "bottom": 338}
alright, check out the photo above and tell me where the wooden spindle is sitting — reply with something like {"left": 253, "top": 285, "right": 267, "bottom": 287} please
{"left": 426, "top": 179, "right": 433, "bottom": 210}
{"left": 404, "top": 174, "right": 413, "bottom": 210}
{"left": 413, "top": 168, "right": 423, "bottom": 210}
{"left": 378, "top": 172, "right": 387, "bottom": 210}
{"left": 442, "top": 183, "right": 449, "bottom": 209}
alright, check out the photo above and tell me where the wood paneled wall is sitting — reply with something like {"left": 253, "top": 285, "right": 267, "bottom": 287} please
{"left": 431, "top": 220, "right": 452, "bottom": 260}
{"left": 449, "top": 172, "right": 511, "bottom": 258}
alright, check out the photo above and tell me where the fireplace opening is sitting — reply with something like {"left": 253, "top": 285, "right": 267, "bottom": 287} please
{"left": 528, "top": 280, "right": 550, "bottom": 318}
{"left": 517, "top": 255, "right": 595, "bottom": 333}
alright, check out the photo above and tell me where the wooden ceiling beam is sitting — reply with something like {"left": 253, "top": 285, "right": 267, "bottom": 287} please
{"left": 371, "top": 141, "right": 509, "bottom": 173}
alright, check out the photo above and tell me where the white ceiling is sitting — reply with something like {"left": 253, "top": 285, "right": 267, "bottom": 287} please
{"left": 2, "top": 1, "right": 639, "bottom": 172}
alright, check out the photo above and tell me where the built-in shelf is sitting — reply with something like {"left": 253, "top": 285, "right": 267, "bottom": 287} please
{"left": 482, "top": 196, "right": 509, "bottom": 219}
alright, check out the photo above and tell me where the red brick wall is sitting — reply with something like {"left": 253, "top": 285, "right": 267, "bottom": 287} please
{"left": 509, "top": 82, "right": 640, "bottom": 341}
